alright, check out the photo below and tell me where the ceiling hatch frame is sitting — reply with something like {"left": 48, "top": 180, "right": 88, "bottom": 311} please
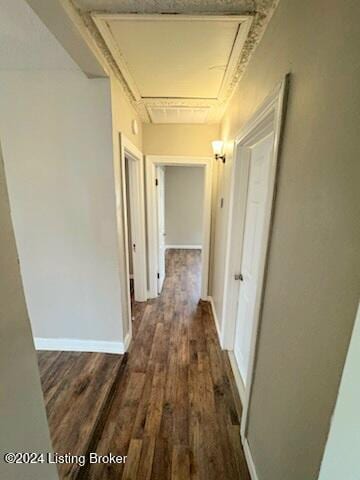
{"left": 92, "top": 13, "right": 253, "bottom": 123}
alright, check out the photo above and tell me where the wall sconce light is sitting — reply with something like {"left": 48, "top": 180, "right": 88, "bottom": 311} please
{"left": 212, "top": 140, "right": 226, "bottom": 163}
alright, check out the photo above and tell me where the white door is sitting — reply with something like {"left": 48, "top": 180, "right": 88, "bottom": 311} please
{"left": 234, "top": 133, "right": 274, "bottom": 385}
{"left": 156, "top": 166, "right": 166, "bottom": 293}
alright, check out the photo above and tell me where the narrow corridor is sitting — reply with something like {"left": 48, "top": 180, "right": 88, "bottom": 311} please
{"left": 38, "top": 250, "right": 250, "bottom": 479}
{"left": 3, "top": 3, "right": 359, "bottom": 480}
{"left": 87, "top": 249, "right": 250, "bottom": 479}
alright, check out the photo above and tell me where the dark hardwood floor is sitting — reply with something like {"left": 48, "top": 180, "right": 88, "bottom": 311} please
{"left": 37, "top": 350, "right": 124, "bottom": 478}
{"left": 38, "top": 249, "right": 250, "bottom": 480}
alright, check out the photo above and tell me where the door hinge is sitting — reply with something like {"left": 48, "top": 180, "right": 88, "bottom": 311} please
{"left": 157, "top": 273, "right": 160, "bottom": 279}
{"left": 155, "top": 178, "right": 158, "bottom": 186}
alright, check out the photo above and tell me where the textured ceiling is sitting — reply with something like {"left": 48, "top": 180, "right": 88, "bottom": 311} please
{"left": 0, "top": 0, "right": 79, "bottom": 71}
{"left": 74, "top": 0, "right": 259, "bottom": 14}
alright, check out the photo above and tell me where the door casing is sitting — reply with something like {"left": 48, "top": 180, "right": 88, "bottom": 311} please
{"left": 156, "top": 166, "right": 166, "bottom": 293}
{"left": 145, "top": 155, "right": 212, "bottom": 300}
{"left": 233, "top": 132, "right": 275, "bottom": 387}
{"left": 118, "top": 133, "right": 147, "bottom": 351}
{"left": 220, "top": 76, "right": 289, "bottom": 448}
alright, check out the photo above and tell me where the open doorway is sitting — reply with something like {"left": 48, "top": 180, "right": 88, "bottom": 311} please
{"left": 156, "top": 165, "right": 205, "bottom": 294}
{"left": 146, "top": 155, "right": 212, "bottom": 300}
{"left": 124, "top": 154, "right": 145, "bottom": 305}
{"left": 118, "top": 134, "right": 147, "bottom": 338}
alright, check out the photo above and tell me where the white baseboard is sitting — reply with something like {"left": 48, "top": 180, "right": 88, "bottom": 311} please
{"left": 123, "top": 331, "right": 131, "bottom": 351}
{"left": 34, "top": 337, "right": 125, "bottom": 354}
{"left": 165, "top": 244, "right": 202, "bottom": 250}
{"left": 243, "top": 439, "right": 259, "bottom": 480}
{"left": 206, "top": 303, "right": 257, "bottom": 480}
{"left": 207, "top": 295, "right": 222, "bottom": 348}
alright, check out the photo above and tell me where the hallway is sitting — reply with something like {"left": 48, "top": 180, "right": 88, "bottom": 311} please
{"left": 80, "top": 249, "right": 249, "bottom": 479}
{"left": 2, "top": 2, "right": 359, "bottom": 480}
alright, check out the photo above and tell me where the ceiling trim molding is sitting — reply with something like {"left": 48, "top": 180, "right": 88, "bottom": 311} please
{"left": 60, "top": 0, "right": 279, "bottom": 124}
{"left": 90, "top": 13, "right": 254, "bottom": 123}
{"left": 92, "top": 13, "right": 253, "bottom": 107}
{"left": 92, "top": 14, "right": 142, "bottom": 101}
{"left": 224, "top": 0, "right": 281, "bottom": 102}
{"left": 217, "top": 15, "right": 252, "bottom": 102}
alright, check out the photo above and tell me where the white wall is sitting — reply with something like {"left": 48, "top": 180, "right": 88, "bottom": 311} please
{"left": 0, "top": 70, "right": 124, "bottom": 346}
{"left": 164, "top": 166, "right": 204, "bottom": 247}
{"left": 319, "top": 302, "right": 360, "bottom": 480}
{"left": 0, "top": 140, "right": 58, "bottom": 480}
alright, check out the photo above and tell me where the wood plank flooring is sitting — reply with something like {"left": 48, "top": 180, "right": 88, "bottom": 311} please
{"left": 37, "top": 350, "right": 125, "bottom": 479}
{"left": 38, "top": 249, "right": 250, "bottom": 480}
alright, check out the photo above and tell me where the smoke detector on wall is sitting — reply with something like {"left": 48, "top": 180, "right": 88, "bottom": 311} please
{"left": 131, "top": 119, "right": 139, "bottom": 135}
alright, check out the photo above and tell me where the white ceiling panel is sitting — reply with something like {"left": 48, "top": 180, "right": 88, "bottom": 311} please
{"left": 108, "top": 19, "right": 238, "bottom": 98}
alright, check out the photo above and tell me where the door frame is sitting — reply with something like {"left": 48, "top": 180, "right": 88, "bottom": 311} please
{"left": 123, "top": 146, "right": 148, "bottom": 303}
{"left": 118, "top": 133, "right": 147, "bottom": 349}
{"left": 221, "top": 76, "right": 289, "bottom": 443}
{"left": 155, "top": 165, "right": 166, "bottom": 294}
{"left": 145, "top": 155, "right": 212, "bottom": 300}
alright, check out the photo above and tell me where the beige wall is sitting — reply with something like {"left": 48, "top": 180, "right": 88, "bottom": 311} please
{"left": 143, "top": 123, "right": 219, "bottom": 156}
{"left": 164, "top": 166, "right": 204, "bottom": 246}
{"left": 0, "top": 141, "right": 57, "bottom": 480}
{"left": 110, "top": 75, "right": 143, "bottom": 338}
{"left": 208, "top": 141, "right": 234, "bottom": 310}
{"left": 110, "top": 76, "right": 143, "bottom": 151}
{"left": 210, "top": 0, "right": 360, "bottom": 479}
{"left": 0, "top": 70, "right": 124, "bottom": 345}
